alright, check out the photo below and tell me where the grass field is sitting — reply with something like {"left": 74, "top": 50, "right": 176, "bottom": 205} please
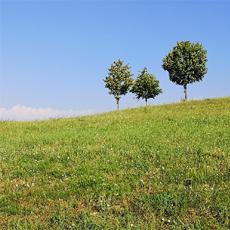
{"left": 0, "top": 97, "right": 230, "bottom": 229}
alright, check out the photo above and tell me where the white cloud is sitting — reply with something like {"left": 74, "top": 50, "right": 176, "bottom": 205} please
{"left": 0, "top": 105, "right": 93, "bottom": 121}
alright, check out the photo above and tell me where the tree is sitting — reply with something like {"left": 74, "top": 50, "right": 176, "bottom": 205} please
{"left": 103, "top": 59, "right": 134, "bottom": 110}
{"left": 131, "top": 67, "right": 163, "bottom": 106}
{"left": 162, "top": 41, "right": 208, "bottom": 101}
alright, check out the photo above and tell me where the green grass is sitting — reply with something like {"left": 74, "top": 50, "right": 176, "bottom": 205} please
{"left": 0, "top": 97, "right": 230, "bottom": 229}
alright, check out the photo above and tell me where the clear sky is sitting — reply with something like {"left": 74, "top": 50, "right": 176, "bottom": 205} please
{"left": 1, "top": 0, "right": 229, "bottom": 121}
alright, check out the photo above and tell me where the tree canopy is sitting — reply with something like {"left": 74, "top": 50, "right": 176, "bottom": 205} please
{"left": 162, "top": 41, "right": 208, "bottom": 101}
{"left": 103, "top": 59, "right": 134, "bottom": 110}
{"left": 131, "top": 67, "right": 162, "bottom": 106}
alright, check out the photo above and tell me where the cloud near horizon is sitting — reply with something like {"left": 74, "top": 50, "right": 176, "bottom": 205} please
{"left": 0, "top": 105, "right": 93, "bottom": 121}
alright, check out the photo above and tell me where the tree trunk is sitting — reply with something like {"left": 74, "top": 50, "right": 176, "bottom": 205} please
{"left": 184, "top": 84, "right": 188, "bottom": 101}
{"left": 117, "top": 99, "right": 120, "bottom": 110}
{"left": 145, "top": 98, "right": 148, "bottom": 106}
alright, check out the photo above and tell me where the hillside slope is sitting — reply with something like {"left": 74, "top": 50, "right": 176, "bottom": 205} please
{"left": 0, "top": 97, "right": 230, "bottom": 229}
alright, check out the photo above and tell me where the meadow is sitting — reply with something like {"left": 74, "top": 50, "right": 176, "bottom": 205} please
{"left": 0, "top": 97, "right": 229, "bottom": 229}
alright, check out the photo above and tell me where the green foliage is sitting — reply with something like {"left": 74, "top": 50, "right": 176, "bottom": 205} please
{"left": 0, "top": 97, "right": 230, "bottom": 229}
{"left": 103, "top": 59, "right": 134, "bottom": 110}
{"left": 162, "top": 41, "right": 208, "bottom": 101}
{"left": 131, "top": 67, "right": 163, "bottom": 105}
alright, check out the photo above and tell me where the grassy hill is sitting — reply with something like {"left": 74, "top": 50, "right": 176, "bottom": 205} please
{"left": 0, "top": 97, "right": 230, "bottom": 229}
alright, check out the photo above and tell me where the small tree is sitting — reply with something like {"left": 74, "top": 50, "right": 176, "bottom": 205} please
{"left": 131, "top": 67, "right": 163, "bottom": 106}
{"left": 162, "top": 41, "right": 208, "bottom": 101}
{"left": 103, "top": 59, "right": 134, "bottom": 110}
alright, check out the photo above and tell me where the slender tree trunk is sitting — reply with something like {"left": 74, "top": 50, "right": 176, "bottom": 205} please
{"left": 184, "top": 84, "right": 188, "bottom": 101}
{"left": 145, "top": 98, "right": 148, "bottom": 106}
{"left": 117, "top": 99, "right": 119, "bottom": 110}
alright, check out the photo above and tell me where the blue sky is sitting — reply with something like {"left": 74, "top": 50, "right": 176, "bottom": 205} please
{"left": 1, "top": 1, "right": 230, "bottom": 120}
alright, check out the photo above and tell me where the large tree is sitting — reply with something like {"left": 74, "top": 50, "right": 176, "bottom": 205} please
{"left": 162, "top": 41, "right": 208, "bottom": 101}
{"left": 103, "top": 59, "right": 134, "bottom": 110}
{"left": 131, "top": 67, "right": 163, "bottom": 106}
